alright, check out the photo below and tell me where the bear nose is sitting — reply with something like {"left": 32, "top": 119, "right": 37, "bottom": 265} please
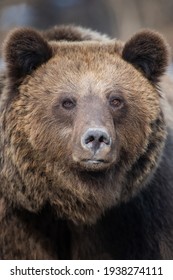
{"left": 81, "top": 128, "right": 111, "bottom": 154}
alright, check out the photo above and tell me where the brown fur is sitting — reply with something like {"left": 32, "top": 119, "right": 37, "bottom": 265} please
{"left": 43, "top": 25, "right": 110, "bottom": 42}
{"left": 0, "top": 26, "right": 172, "bottom": 259}
{"left": 122, "top": 30, "right": 170, "bottom": 82}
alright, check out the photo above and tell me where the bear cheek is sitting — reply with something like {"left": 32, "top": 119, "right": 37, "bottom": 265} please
{"left": 117, "top": 117, "right": 152, "bottom": 169}
{"left": 34, "top": 126, "right": 73, "bottom": 162}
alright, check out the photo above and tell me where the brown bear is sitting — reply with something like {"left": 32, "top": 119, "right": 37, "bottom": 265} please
{"left": 0, "top": 25, "right": 173, "bottom": 259}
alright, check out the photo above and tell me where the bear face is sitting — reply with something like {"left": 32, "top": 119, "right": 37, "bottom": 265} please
{"left": 0, "top": 28, "right": 169, "bottom": 225}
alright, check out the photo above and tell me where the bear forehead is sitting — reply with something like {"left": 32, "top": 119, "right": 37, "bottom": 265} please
{"left": 29, "top": 41, "right": 154, "bottom": 99}
{"left": 49, "top": 41, "right": 124, "bottom": 73}
{"left": 51, "top": 40, "right": 123, "bottom": 56}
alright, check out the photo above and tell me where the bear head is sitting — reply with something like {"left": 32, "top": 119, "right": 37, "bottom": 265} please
{"left": 0, "top": 27, "right": 169, "bottom": 224}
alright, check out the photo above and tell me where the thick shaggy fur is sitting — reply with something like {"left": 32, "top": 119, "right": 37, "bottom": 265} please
{"left": 0, "top": 25, "right": 173, "bottom": 259}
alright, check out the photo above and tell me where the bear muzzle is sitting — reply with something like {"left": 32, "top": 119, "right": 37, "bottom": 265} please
{"left": 72, "top": 127, "right": 116, "bottom": 171}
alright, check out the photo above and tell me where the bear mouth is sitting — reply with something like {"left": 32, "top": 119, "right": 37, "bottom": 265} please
{"left": 84, "top": 159, "right": 107, "bottom": 164}
{"left": 79, "top": 158, "right": 111, "bottom": 171}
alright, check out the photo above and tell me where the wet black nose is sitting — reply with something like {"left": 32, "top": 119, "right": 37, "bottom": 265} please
{"left": 81, "top": 128, "right": 111, "bottom": 154}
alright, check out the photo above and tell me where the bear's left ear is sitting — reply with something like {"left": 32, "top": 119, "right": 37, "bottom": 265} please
{"left": 122, "top": 30, "right": 170, "bottom": 83}
{"left": 3, "top": 28, "right": 52, "bottom": 85}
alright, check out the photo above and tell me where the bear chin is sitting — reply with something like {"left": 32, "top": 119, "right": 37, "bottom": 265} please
{"left": 73, "top": 159, "right": 115, "bottom": 172}
{"left": 48, "top": 165, "right": 122, "bottom": 225}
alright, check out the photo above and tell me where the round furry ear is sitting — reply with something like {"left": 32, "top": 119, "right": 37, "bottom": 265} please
{"left": 3, "top": 28, "right": 52, "bottom": 85}
{"left": 122, "top": 30, "right": 170, "bottom": 83}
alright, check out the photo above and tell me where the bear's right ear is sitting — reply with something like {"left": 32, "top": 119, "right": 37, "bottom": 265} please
{"left": 3, "top": 28, "right": 52, "bottom": 86}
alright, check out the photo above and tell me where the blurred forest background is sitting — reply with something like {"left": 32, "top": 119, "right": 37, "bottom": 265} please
{"left": 0, "top": 0, "right": 173, "bottom": 59}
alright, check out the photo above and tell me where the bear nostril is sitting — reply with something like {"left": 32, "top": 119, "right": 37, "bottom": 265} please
{"left": 99, "top": 135, "right": 110, "bottom": 145}
{"left": 85, "top": 135, "right": 95, "bottom": 145}
{"left": 82, "top": 128, "right": 111, "bottom": 153}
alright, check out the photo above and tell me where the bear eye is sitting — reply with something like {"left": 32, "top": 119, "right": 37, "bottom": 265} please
{"left": 61, "top": 98, "right": 76, "bottom": 110}
{"left": 109, "top": 97, "right": 123, "bottom": 109}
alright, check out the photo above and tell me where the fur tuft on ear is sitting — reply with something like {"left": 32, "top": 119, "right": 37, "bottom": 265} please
{"left": 3, "top": 28, "right": 52, "bottom": 85}
{"left": 122, "top": 30, "right": 170, "bottom": 83}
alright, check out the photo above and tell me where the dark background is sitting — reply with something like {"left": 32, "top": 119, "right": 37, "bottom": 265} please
{"left": 0, "top": 0, "right": 173, "bottom": 55}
